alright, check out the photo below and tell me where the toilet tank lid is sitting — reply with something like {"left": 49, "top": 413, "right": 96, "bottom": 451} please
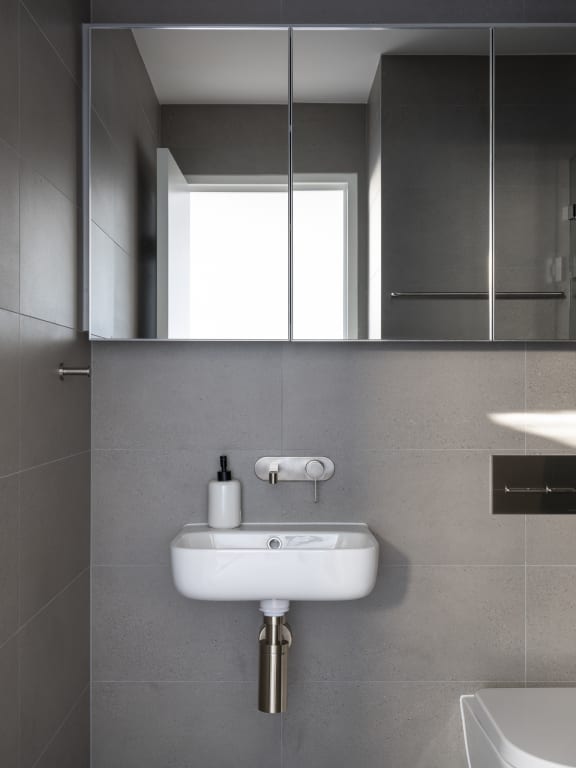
{"left": 473, "top": 688, "right": 576, "bottom": 768}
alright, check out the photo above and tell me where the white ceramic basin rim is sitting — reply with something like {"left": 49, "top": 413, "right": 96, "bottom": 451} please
{"left": 170, "top": 522, "right": 379, "bottom": 602}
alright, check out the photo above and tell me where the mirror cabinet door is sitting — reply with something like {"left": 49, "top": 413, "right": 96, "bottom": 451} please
{"left": 291, "top": 28, "right": 491, "bottom": 340}
{"left": 89, "top": 28, "right": 290, "bottom": 339}
{"left": 494, "top": 29, "right": 576, "bottom": 340}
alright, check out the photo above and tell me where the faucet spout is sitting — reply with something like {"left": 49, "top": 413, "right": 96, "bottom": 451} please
{"left": 268, "top": 460, "right": 279, "bottom": 485}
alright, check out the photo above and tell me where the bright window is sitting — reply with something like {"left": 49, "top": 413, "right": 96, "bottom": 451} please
{"left": 293, "top": 185, "right": 346, "bottom": 339}
{"left": 188, "top": 186, "right": 288, "bottom": 339}
{"left": 186, "top": 175, "right": 356, "bottom": 340}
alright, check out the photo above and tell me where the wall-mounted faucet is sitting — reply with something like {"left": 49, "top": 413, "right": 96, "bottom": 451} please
{"left": 255, "top": 457, "right": 335, "bottom": 503}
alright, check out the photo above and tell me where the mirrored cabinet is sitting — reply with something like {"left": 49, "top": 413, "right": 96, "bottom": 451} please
{"left": 494, "top": 28, "right": 576, "bottom": 341}
{"left": 85, "top": 25, "right": 576, "bottom": 342}
{"left": 292, "top": 28, "right": 490, "bottom": 340}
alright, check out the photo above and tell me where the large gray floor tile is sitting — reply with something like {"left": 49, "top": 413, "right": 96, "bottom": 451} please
{"left": 92, "top": 342, "right": 282, "bottom": 450}
{"left": 20, "top": 316, "right": 90, "bottom": 469}
{"left": 0, "top": 309, "right": 19, "bottom": 477}
{"left": 34, "top": 689, "right": 89, "bottom": 768}
{"left": 0, "top": 140, "right": 19, "bottom": 313}
{"left": 19, "top": 572, "right": 89, "bottom": 768}
{"left": 92, "top": 682, "right": 281, "bottom": 768}
{"left": 0, "top": 637, "right": 18, "bottom": 768}
{"left": 19, "top": 166, "right": 78, "bottom": 329}
{"left": 22, "top": 0, "right": 89, "bottom": 81}
{"left": 92, "top": 448, "right": 282, "bottom": 565}
{"left": 20, "top": 8, "right": 79, "bottom": 203}
{"left": 0, "top": 0, "right": 18, "bottom": 150}
{"left": 19, "top": 452, "right": 90, "bottom": 623}
{"left": 92, "top": 566, "right": 258, "bottom": 682}
{"left": 275, "top": 449, "right": 524, "bottom": 565}
{"left": 0, "top": 475, "right": 18, "bottom": 645}
{"left": 284, "top": 682, "right": 478, "bottom": 768}
{"left": 525, "top": 349, "right": 576, "bottom": 450}
{"left": 91, "top": 0, "right": 283, "bottom": 22}
{"left": 282, "top": 345, "right": 524, "bottom": 450}
{"left": 289, "top": 565, "right": 524, "bottom": 682}
{"left": 284, "top": 0, "right": 523, "bottom": 22}
{"left": 527, "top": 566, "right": 576, "bottom": 681}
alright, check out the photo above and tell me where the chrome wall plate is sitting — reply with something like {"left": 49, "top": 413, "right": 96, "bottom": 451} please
{"left": 254, "top": 456, "right": 335, "bottom": 482}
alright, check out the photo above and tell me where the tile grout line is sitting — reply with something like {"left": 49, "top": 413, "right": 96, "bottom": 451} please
{"left": 92, "top": 679, "right": 536, "bottom": 685}
{"left": 91, "top": 562, "right": 538, "bottom": 568}
{"left": 18, "top": 567, "right": 89, "bottom": 634}
{"left": 19, "top": 448, "right": 91, "bottom": 477}
{"left": 0, "top": 304, "right": 84, "bottom": 335}
{"left": 19, "top": 0, "right": 82, "bottom": 87}
{"left": 89, "top": 446, "right": 536, "bottom": 455}
{"left": 280, "top": 344, "right": 285, "bottom": 454}
{"left": 90, "top": 343, "right": 95, "bottom": 768}
{"left": 524, "top": 513, "right": 527, "bottom": 687}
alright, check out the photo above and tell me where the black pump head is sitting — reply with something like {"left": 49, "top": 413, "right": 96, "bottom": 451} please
{"left": 217, "top": 455, "right": 232, "bottom": 481}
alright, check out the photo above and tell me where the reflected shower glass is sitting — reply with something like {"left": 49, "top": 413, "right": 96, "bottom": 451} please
{"left": 292, "top": 28, "right": 491, "bottom": 340}
{"left": 494, "top": 28, "right": 576, "bottom": 340}
{"left": 89, "top": 28, "right": 289, "bottom": 339}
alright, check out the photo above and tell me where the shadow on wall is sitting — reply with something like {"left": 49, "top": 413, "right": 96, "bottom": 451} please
{"left": 136, "top": 142, "right": 157, "bottom": 338}
{"left": 288, "top": 539, "right": 410, "bottom": 680}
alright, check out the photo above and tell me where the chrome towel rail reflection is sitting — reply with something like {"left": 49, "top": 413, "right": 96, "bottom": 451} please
{"left": 390, "top": 291, "right": 566, "bottom": 300}
{"left": 504, "top": 485, "right": 576, "bottom": 494}
{"left": 58, "top": 363, "right": 91, "bottom": 380}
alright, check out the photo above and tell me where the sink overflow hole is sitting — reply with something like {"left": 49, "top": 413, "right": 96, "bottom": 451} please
{"left": 267, "top": 537, "right": 282, "bottom": 550}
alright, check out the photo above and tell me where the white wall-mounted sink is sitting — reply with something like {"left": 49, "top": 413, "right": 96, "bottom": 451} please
{"left": 170, "top": 522, "right": 379, "bottom": 603}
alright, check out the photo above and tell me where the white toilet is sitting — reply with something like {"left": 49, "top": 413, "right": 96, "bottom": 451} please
{"left": 461, "top": 688, "right": 576, "bottom": 768}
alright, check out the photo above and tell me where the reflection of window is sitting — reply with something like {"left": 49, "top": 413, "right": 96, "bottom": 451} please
{"left": 293, "top": 175, "right": 357, "bottom": 339}
{"left": 160, "top": 165, "right": 356, "bottom": 339}
{"left": 188, "top": 182, "right": 288, "bottom": 339}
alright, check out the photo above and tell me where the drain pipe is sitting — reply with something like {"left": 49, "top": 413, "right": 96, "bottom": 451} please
{"left": 258, "top": 600, "right": 292, "bottom": 713}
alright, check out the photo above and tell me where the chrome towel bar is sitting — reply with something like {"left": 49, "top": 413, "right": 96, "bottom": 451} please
{"left": 58, "top": 363, "right": 91, "bottom": 380}
{"left": 504, "top": 485, "right": 576, "bottom": 494}
{"left": 390, "top": 291, "right": 566, "bottom": 300}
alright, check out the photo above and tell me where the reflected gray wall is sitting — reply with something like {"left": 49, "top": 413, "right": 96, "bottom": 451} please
{"left": 162, "top": 103, "right": 369, "bottom": 336}
{"left": 378, "top": 55, "right": 490, "bottom": 340}
{"left": 495, "top": 55, "right": 576, "bottom": 340}
{"left": 90, "top": 29, "right": 160, "bottom": 339}
{"left": 0, "top": 0, "right": 91, "bottom": 765}
{"left": 162, "top": 105, "right": 288, "bottom": 176}
{"left": 89, "top": 3, "right": 576, "bottom": 768}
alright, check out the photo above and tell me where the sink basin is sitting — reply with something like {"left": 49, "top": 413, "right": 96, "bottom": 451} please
{"left": 170, "top": 522, "right": 379, "bottom": 602}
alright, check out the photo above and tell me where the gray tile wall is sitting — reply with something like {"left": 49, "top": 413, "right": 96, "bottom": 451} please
{"left": 0, "top": 0, "right": 91, "bottom": 765}
{"left": 90, "top": 340, "right": 576, "bottom": 768}
{"left": 89, "top": 2, "right": 576, "bottom": 768}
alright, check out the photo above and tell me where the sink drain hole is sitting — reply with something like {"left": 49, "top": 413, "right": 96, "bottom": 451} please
{"left": 267, "top": 537, "right": 282, "bottom": 550}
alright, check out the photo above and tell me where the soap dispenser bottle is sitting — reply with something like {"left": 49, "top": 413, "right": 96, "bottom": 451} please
{"left": 208, "top": 456, "right": 242, "bottom": 528}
